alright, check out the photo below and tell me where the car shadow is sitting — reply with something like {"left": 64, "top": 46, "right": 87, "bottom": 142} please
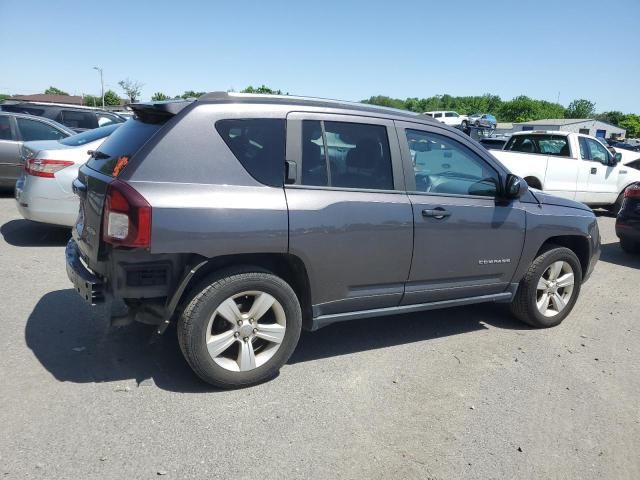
{"left": 599, "top": 241, "right": 640, "bottom": 269}
{"left": 26, "top": 289, "right": 529, "bottom": 392}
{"left": 1, "top": 219, "right": 71, "bottom": 247}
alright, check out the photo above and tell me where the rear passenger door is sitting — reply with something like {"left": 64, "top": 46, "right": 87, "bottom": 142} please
{"left": 0, "top": 115, "right": 21, "bottom": 185}
{"left": 285, "top": 113, "right": 413, "bottom": 316}
{"left": 397, "top": 121, "right": 525, "bottom": 304}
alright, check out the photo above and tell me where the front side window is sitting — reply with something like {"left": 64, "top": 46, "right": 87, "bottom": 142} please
{"left": 16, "top": 118, "right": 67, "bottom": 141}
{"left": 97, "top": 113, "right": 124, "bottom": 127}
{"left": 504, "top": 134, "right": 570, "bottom": 157}
{"left": 433, "top": 113, "right": 443, "bottom": 118}
{"left": 407, "top": 129, "right": 498, "bottom": 197}
{"left": 584, "top": 137, "right": 610, "bottom": 164}
{"left": 216, "top": 119, "right": 286, "bottom": 187}
{"left": 300, "top": 120, "right": 393, "bottom": 190}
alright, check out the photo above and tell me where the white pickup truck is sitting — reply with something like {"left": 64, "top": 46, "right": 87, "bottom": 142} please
{"left": 491, "top": 131, "right": 640, "bottom": 212}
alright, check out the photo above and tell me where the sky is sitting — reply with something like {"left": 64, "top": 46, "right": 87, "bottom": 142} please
{"left": 1, "top": 0, "right": 639, "bottom": 112}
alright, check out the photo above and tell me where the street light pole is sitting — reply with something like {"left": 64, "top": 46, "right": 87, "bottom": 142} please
{"left": 93, "top": 66, "right": 104, "bottom": 109}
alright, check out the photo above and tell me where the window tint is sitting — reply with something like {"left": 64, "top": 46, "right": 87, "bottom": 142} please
{"left": 17, "top": 118, "right": 67, "bottom": 141}
{"left": 0, "top": 116, "right": 13, "bottom": 140}
{"left": 445, "top": 112, "right": 458, "bottom": 118}
{"left": 300, "top": 121, "right": 393, "bottom": 190}
{"left": 1, "top": 105, "right": 45, "bottom": 116}
{"left": 87, "top": 118, "right": 162, "bottom": 176}
{"left": 585, "top": 138, "right": 610, "bottom": 164}
{"left": 301, "top": 120, "right": 328, "bottom": 186}
{"left": 59, "top": 110, "right": 98, "bottom": 130}
{"left": 60, "top": 123, "right": 120, "bottom": 146}
{"left": 504, "top": 134, "right": 570, "bottom": 156}
{"left": 407, "top": 129, "right": 498, "bottom": 197}
{"left": 216, "top": 119, "right": 286, "bottom": 187}
{"left": 433, "top": 113, "right": 443, "bottom": 118}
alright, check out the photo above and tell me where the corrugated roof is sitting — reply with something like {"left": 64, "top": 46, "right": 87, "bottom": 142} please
{"left": 515, "top": 118, "right": 595, "bottom": 126}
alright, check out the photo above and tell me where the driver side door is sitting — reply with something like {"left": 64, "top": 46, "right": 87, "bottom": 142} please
{"left": 576, "top": 136, "right": 618, "bottom": 204}
{"left": 396, "top": 122, "right": 526, "bottom": 305}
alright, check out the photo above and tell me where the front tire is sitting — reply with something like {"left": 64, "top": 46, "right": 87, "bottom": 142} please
{"left": 178, "top": 270, "right": 302, "bottom": 388}
{"left": 510, "top": 246, "right": 582, "bottom": 328}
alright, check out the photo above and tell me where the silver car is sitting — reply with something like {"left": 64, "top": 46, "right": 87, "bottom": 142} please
{"left": 15, "top": 123, "right": 121, "bottom": 226}
{"left": 0, "top": 111, "right": 74, "bottom": 188}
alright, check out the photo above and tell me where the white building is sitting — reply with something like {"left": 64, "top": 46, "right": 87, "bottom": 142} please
{"left": 512, "top": 119, "right": 626, "bottom": 140}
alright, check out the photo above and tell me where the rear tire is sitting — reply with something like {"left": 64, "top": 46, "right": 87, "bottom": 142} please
{"left": 178, "top": 270, "right": 302, "bottom": 388}
{"left": 607, "top": 192, "right": 624, "bottom": 216}
{"left": 620, "top": 238, "right": 640, "bottom": 254}
{"left": 510, "top": 246, "right": 582, "bottom": 328}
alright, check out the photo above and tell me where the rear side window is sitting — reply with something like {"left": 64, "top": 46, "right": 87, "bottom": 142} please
{"left": 59, "top": 110, "right": 98, "bottom": 130}
{"left": 504, "top": 134, "right": 570, "bottom": 157}
{"left": 216, "top": 119, "right": 285, "bottom": 187}
{"left": 86, "top": 119, "right": 162, "bottom": 176}
{"left": 300, "top": 120, "right": 393, "bottom": 190}
{"left": 0, "top": 116, "right": 14, "bottom": 140}
{"left": 1, "top": 105, "right": 45, "bottom": 116}
{"left": 16, "top": 118, "right": 67, "bottom": 141}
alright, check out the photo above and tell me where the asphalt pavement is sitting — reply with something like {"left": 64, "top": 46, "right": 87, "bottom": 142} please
{"left": 0, "top": 191, "right": 638, "bottom": 479}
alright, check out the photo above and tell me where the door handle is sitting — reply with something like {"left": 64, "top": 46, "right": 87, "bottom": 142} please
{"left": 422, "top": 208, "right": 451, "bottom": 219}
{"left": 590, "top": 167, "right": 597, "bottom": 174}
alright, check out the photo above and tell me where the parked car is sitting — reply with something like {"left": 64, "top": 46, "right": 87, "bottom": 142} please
{"left": 468, "top": 113, "right": 497, "bottom": 129}
{"left": 611, "top": 141, "right": 640, "bottom": 152}
{"left": 0, "top": 101, "right": 126, "bottom": 132}
{"left": 478, "top": 137, "right": 509, "bottom": 150}
{"left": 66, "top": 92, "right": 600, "bottom": 388}
{"left": 615, "top": 183, "right": 640, "bottom": 254}
{"left": 423, "top": 111, "right": 469, "bottom": 128}
{"left": 0, "top": 111, "right": 74, "bottom": 188}
{"left": 492, "top": 130, "right": 640, "bottom": 213}
{"left": 15, "top": 123, "right": 121, "bottom": 227}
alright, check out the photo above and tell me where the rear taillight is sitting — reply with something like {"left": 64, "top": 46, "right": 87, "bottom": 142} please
{"left": 25, "top": 159, "right": 74, "bottom": 178}
{"left": 102, "top": 179, "right": 151, "bottom": 248}
{"left": 624, "top": 184, "right": 640, "bottom": 199}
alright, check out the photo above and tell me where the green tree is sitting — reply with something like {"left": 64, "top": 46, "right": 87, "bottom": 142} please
{"left": 118, "top": 78, "right": 143, "bottom": 103}
{"left": 45, "top": 86, "right": 69, "bottom": 95}
{"left": 241, "top": 85, "right": 283, "bottom": 95}
{"left": 362, "top": 95, "right": 406, "bottom": 110}
{"left": 595, "top": 111, "right": 625, "bottom": 126}
{"left": 619, "top": 114, "right": 640, "bottom": 138}
{"left": 0, "top": 93, "right": 12, "bottom": 102}
{"left": 103, "top": 89, "right": 121, "bottom": 106}
{"left": 151, "top": 92, "right": 171, "bottom": 101}
{"left": 82, "top": 94, "right": 100, "bottom": 107}
{"left": 180, "top": 90, "right": 206, "bottom": 99}
{"left": 565, "top": 99, "right": 596, "bottom": 118}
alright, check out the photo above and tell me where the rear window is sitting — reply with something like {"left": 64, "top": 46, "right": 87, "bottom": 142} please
{"left": 86, "top": 119, "right": 162, "bottom": 176}
{"left": 504, "top": 134, "right": 571, "bottom": 157}
{"left": 59, "top": 110, "right": 98, "bottom": 130}
{"left": 215, "top": 119, "right": 285, "bottom": 187}
{"left": 60, "top": 123, "right": 120, "bottom": 146}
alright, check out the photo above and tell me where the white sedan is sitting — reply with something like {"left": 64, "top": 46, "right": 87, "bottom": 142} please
{"left": 15, "top": 124, "right": 121, "bottom": 227}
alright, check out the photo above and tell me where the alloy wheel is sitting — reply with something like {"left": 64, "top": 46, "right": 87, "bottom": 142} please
{"left": 535, "top": 261, "right": 575, "bottom": 317}
{"left": 205, "top": 291, "right": 287, "bottom": 372}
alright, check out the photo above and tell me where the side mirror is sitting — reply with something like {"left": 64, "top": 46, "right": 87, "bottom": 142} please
{"left": 613, "top": 152, "right": 622, "bottom": 165}
{"left": 505, "top": 174, "right": 529, "bottom": 199}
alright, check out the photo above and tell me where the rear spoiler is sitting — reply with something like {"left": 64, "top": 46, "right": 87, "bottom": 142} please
{"left": 128, "top": 100, "right": 192, "bottom": 123}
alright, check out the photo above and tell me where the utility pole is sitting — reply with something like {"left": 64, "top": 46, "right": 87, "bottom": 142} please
{"left": 93, "top": 66, "right": 104, "bottom": 109}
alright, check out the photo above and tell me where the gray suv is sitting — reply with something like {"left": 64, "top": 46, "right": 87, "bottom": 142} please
{"left": 66, "top": 93, "right": 600, "bottom": 388}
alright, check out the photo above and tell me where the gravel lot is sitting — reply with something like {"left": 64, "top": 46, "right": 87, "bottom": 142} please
{"left": 0, "top": 191, "right": 638, "bottom": 480}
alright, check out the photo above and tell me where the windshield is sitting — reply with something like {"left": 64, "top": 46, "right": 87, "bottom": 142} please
{"left": 59, "top": 123, "right": 121, "bottom": 146}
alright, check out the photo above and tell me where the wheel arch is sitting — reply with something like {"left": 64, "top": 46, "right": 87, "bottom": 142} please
{"left": 535, "top": 235, "right": 590, "bottom": 281}
{"left": 175, "top": 253, "right": 314, "bottom": 330}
